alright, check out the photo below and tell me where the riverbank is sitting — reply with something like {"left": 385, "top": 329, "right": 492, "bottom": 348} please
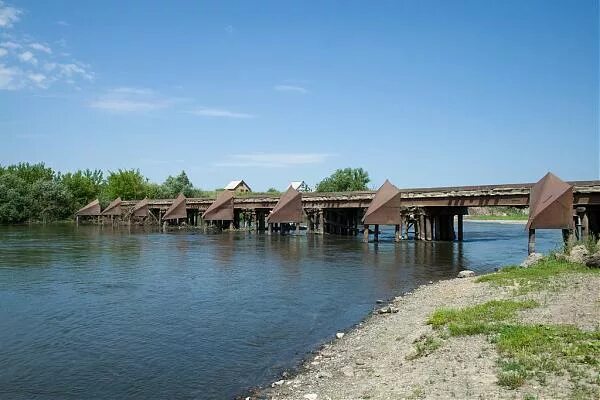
{"left": 260, "top": 258, "right": 600, "bottom": 399}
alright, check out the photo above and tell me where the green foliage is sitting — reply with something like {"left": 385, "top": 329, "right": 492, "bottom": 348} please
{"left": 0, "top": 163, "right": 206, "bottom": 223}
{"left": 1, "top": 162, "right": 54, "bottom": 184}
{"left": 477, "top": 258, "right": 599, "bottom": 294}
{"left": 161, "top": 171, "right": 202, "bottom": 197}
{"left": 105, "top": 169, "right": 150, "bottom": 200}
{"left": 60, "top": 169, "right": 104, "bottom": 210}
{"left": 315, "top": 167, "right": 370, "bottom": 192}
{"left": 266, "top": 187, "right": 280, "bottom": 194}
{"left": 0, "top": 173, "right": 29, "bottom": 223}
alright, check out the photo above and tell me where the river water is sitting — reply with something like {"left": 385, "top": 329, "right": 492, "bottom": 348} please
{"left": 0, "top": 223, "right": 561, "bottom": 399}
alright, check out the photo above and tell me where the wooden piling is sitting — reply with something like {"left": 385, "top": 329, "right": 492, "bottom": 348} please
{"left": 363, "top": 224, "right": 369, "bottom": 243}
{"left": 395, "top": 224, "right": 401, "bottom": 242}
{"left": 425, "top": 216, "right": 432, "bottom": 241}
{"left": 374, "top": 224, "right": 379, "bottom": 242}
{"left": 457, "top": 214, "right": 464, "bottom": 241}
{"left": 528, "top": 229, "right": 536, "bottom": 255}
{"left": 318, "top": 210, "right": 324, "bottom": 234}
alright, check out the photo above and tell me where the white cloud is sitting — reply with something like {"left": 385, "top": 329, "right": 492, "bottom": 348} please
{"left": 28, "top": 73, "right": 46, "bottom": 83}
{"left": 90, "top": 87, "right": 171, "bottom": 113}
{"left": 0, "top": 63, "right": 21, "bottom": 90}
{"left": 274, "top": 84, "right": 308, "bottom": 94}
{"left": 0, "top": 1, "right": 21, "bottom": 28}
{"left": 0, "top": 5, "right": 93, "bottom": 91}
{"left": 215, "top": 153, "right": 333, "bottom": 167}
{"left": 189, "top": 107, "right": 254, "bottom": 119}
{"left": 0, "top": 40, "right": 20, "bottom": 49}
{"left": 56, "top": 20, "right": 69, "bottom": 27}
{"left": 18, "top": 51, "right": 37, "bottom": 64}
{"left": 29, "top": 42, "right": 52, "bottom": 54}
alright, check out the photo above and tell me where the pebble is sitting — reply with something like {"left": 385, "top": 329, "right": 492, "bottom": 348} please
{"left": 457, "top": 270, "right": 476, "bottom": 278}
{"left": 304, "top": 394, "right": 318, "bottom": 400}
{"left": 378, "top": 306, "right": 399, "bottom": 314}
{"left": 336, "top": 332, "right": 345, "bottom": 339}
{"left": 341, "top": 365, "right": 354, "bottom": 377}
{"left": 318, "top": 371, "right": 333, "bottom": 379}
{"left": 376, "top": 299, "right": 384, "bottom": 304}
{"left": 271, "top": 380, "right": 284, "bottom": 387}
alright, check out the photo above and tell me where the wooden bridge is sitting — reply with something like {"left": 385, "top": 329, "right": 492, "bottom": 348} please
{"left": 77, "top": 178, "right": 600, "bottom": 247}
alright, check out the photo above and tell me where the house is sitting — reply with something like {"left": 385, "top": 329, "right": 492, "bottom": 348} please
{"left": 289, "top": 181, "right": 311, "bottom": 192}
{"left": 224, "top": 180, "right": 252, "bottom": 193}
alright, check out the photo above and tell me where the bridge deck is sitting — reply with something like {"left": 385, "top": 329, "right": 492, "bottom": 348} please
{"left": 119, "top": 180, "right": 600, "bottom": 210}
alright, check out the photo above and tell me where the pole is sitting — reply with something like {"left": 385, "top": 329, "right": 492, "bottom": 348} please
{"left": 528, "top": 229, "right": 535, "bottom": 255}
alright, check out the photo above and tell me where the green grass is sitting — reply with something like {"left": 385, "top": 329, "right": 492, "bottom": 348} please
{"left": 428, "top": 299, "right": 600, "bottom": 393}
{"left": 476, "top": 258, "right": 599, "bottom": 294}
{"left": 466, "top": 214, "right": 529, "bottom": 221}
{"left": 406, "top": 335, "right": 444, "bottom": 360}
{"left": 428, "top": 300, "right": 537, "bottom": 335}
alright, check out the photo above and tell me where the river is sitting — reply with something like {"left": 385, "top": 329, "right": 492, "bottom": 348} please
{"left": 0, "top": 223, "right": 561, "bottom": 399}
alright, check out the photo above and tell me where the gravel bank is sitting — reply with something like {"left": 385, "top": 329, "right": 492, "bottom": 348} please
{"left": 258, "top": 271, "right": 599, "bottom": 400}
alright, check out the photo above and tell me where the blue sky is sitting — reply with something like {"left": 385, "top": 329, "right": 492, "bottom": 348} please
{"left": 0, "top": 0, "right": 598, "bottom": 191}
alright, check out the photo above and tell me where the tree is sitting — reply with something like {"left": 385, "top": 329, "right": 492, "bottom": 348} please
{"left": 315, "top": 167, "right": 370, "bottom": 192}
{"left": 105, "top": 169, "right": 149, "bottom": 200}
{"left": 161, "top": 171, "right": 197, "bottom": 197}
{"left": 0, "top": 173, "right": 29, "bottom": 223}
{"left": 28, "top": 179, "right": 73, "bottom": 223}
{"left": 60, "top": 169, "right": 104, "bottom": 210}
{"left": 266, "top": 187, "right": 280, "bottom": 194}
{"left": 2, "top": 162, "right": 54, "bottom": 184}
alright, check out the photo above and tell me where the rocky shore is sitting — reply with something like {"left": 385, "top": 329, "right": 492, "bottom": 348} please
{"left": 254, "top": 251, "right": 600, "bottom": 400}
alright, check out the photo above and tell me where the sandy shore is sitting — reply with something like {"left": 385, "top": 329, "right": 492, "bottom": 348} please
{"left": 258, "top": 267, "right": 599, "bottom": 399}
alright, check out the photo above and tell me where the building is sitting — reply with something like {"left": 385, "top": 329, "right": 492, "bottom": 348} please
{"left": 289, "top": 181, "right": 311, "bottom": 192}
{"left": 224, "top": 180, "right": 252, "bottom": 193}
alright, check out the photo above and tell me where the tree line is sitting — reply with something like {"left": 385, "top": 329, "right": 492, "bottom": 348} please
{"left": 0, "top": 163, "right": 370, "bottom": 224}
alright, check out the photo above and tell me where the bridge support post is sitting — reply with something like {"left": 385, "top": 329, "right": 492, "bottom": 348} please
{"left": 562, "top": 229, "right": 574, "bottom": 247}
{"left": 457, "top": 215, "right": 464, "bottom": 241}
{"left": 268, "top": 223, "right": 272, "bottom": 235}
{"left": 318, "top": 210, "right": 324, "bottom": 234}
{"left": 528, "top": 229, "right": 536, "bottom": 255}
{"left": 363, "top": 224, "right": 369, "bottom": 243}
{"left": 425, "top": 216, "right": 432, "bottom": 241}
{"left": 433, "top": 216, "right": 440, "bottom": 241}
{"left": 395, "top": 224, "right": 401, "bottom": 242}
{"left": 374, "top": 224, "right": 379, "bottom": 242}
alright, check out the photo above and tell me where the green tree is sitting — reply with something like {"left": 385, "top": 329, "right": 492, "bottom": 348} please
{"left": 2, "top": 162, "right": 54, "bottom": 184}
{"left": 315, "top": 167, "right": 370, "bottom": 192}
{"left": 28, "top": 179, "right": 73, "bottom": 223}
{"left": 266, "top": 187, "right": 280, "bottom": 194}
{"left": 105, "top": 169, "right": 149, "bottom": 200}
{"left": 161, "top": 171, "right": 197, "bottom": 197}
{"left": 0, "top": 173, "right": 29, "bottom": 223}
{"left": 60, "top": 169, "right": 104, "bottom": 210}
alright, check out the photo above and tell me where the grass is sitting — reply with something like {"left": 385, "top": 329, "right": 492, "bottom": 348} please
{"left": 476, "top": 258, "right": 599, "bottom": 294}
{"left": 406, "top": 334, "right": 445, "bottom": 360}
{"left": 466, "top": 214, "right": 529, "bottom": 221}
{"left": 428, "top": 300, "right": 537, "bottom": 335}
{"left": 427, "top": 298, "right": 600, "bottom": 393}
